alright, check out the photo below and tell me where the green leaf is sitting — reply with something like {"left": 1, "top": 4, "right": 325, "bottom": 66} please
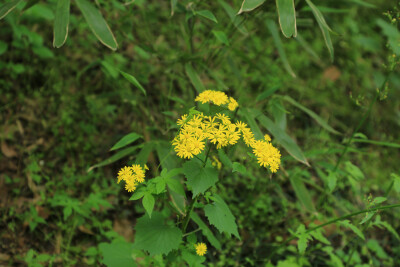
{"left": 135, "top": 142, "right": 154, "bottom": 165}
{"left": 53, "top": 0, "right": 70, "bottom": 48}
{"left": 340, "top": 220, "right": 365, "bottom": 240}
{"left": 0, "top": 0, "right": 22, "bottom": 20}
{"left": 166, "top": 177, "right": 185, "bottom": 195}
{"left": 374, "top": 197, "right": 387, "bottom": 205}
{"left": 75, "top": 0, "right": 118, "bottom": 50}
{"left": 375, "top": 218, "right": 400, "bottom": 241}
{"left": 344, "top": 161, "right": 364, "bottom": 180}
{"left": 22, "top": 0, "right": 40, "bottom": 12}
{"left": 0, "top": 41, "right": 8, "bottom": 56}
{"left": 185, "top": 63, "right": 206, "bottom": 93}
{"left": 134, "top": 212, "right": 182, "bottom": 255}
{"left": 170, "top": 0, "right": 177, "bottom": 16}
{"left": 296, "top": 224, "right": 312, "bottom": 254}
{"left": 237, "top": 0, "right": 266, "bottom": 14}
{"left": 191, "top": 213, "right": 221, "bottom": 249}
{"left": 232, "top": 162, "right": 246, "bottom": 174}
{"left": 305, "top": 0, "right": 334, "bottom": 61}
{"left": 183, "top": 160, "right": 218, "bottom": 197}
{"left": 257, "top": 113, "right": 309, "bottom": 166}
{"left": 282, "top": 96, "right": 340, "bottom": 135}
{"left": 111, "top": 133, "right": 142, "bottom": 151}
{"left": 377, "top": 19, "right": 400, "bottom": 55}
{"left": 289, "top": 174, "right": 315, "bottom": 212}
{"left": 276, "top": 0, "right": 297, "bottom": 38}
{"left": 392, "top": 173, "right": 400, "bottom": 193}
{"left": 351, "top": 138, "right": 400, "bottom": 148}
{"left": 195, "top": 10, "right": 218, "bottom": 23}
{"left": 367, "top": 239, "right": 389, "bottom": 259}
{"left": 218, "top": 0, "right": 248, "bottom": 34}
{"left": 142, "top": 193, "right": 155, "bottom": 218}
{"left": 120, "top": 70, "right": 147, "bottom": 96}
{"left": 129, "top": 189, "right": 146, "bottom": 201}
{"left": 204, "top": 194, "right": 240, "bottom": 238}
{"left": 360, "top": 211, "right": 376, "bottom": 225}
{"left": 240, "top": 108, "right": 263, "bottom": 139}
{"left": 88, "top": 145, "right": 141, "bottom": 172}
{"left": 182, "top": 249, "right": 205, "bottom": 267}
{"left": 266, "top": 19, "right": 296, "bottom": 78}
{"left": 99, "top": 240, "right": 136, "bottom": 267}
{"left": 327, "top": 171, "right": 337, "bottom": 192}
{"left": 212, "top": 30, "right": 229, "bottom": 46}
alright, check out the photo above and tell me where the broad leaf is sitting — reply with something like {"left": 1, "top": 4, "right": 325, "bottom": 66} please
{"left": 257, "top": 113, "right": 309, "bottom": 166}
{"left": 111, "top": 132, "right": 142, "bottom": 151}
{"left": 183, "top": 160, "right": 218, "bottom": 197}
{"left": 344, "top": 161, "right": 364, "bottom": 180}
{"left": 276, "top": 0, "right": 297, "bottom": 38}
{"left": 266, "top": 19, "right": 296, "bottom": 78}
{"left": 191, "top": 213, "right": 221, "bottom": 249}
{"left": 142, "top": 193, "right": 155, "bottom": 218}
{"left": 204, "top": 194, "right": 240, "bottom": 238}
{"left": 99, "top": 240, "right": 136, "bottom": 267}
{"left": 237, "top": 0, "right": 265, "bottom": 14}
{"left": 120, "top": 70, "right": 147, "bottom": 96}
{"left": 134, "top": 212, "right": 182, "bottom": 255}
{"left": 75, "top": 0, "right": 118, "bottom": 50}
{"left": 53, "top": 0, "right": 70, "bottom": 48}
{"left": 0, "top": 0, "right": 22, "bottom": 20}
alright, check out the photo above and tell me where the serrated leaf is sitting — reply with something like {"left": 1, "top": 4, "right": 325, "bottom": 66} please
{"left": 212, "top": 30, "right": 229, "bottom": 46}
{"left": 182, "top": 249, "right": 205, "bottom": 267}
{"left": 0, "top": 0, "right": 22, "bottom": 20}
{"left": 340, "top": 220, "right": 365, "bottom": 240}
{"left": 111, "top": 133, "right": 142, "bottom": 151}
{"left": 378, "top": 221, "right": 400, "bottom": 241}
{"left": 185, "top": 64, "right": 206, "bottom": 93}
{"left": 276, "top": 0, "right": 297, "bottom": 38}
{"left": 142, "top": 193, "right": 155, "bottom": 218}
{"left": 296, "top": 225, "right": 312, "bottom": 254}
{"left": 266, "top": 19, "right": 296, "bottom": 77}
{"left": 120, "top": 71, "right": 147, "bottom": 96}
{"left": 257, "top": 113, "right": 309, "bottom": 166}
{"left": 99, "top": 240, "right": 136, "bottom": 267}
{"left": 183, "top": 160, "right": 218, "bottom": 197}
{"left": 282, "top": 96, "right": 340, "bottom": 135}
{"left": 53, "top": 0, "right": 70, "bottom": 48}
{"left": 191, "top": 213, "right": 221, "bottom": 249}
{"left": 305, "top": 0, "right": 334, "bottom": 61}
{"left": 237, "top": 0, "right": 265, "bottom": 14}
{"left": 232, "top": 162, "right": 246, "bottom": 174}
{"left": 75, "top": 0, "right": 118, "bottom": 50}
{"left": 204, "top": 194, "right": 239, "bottom": 238}
{"left": 195, "top": 10, "right": 217, "bottom": 23}
{"left": 134, "top": 212, "right": 182, "bottom": 255}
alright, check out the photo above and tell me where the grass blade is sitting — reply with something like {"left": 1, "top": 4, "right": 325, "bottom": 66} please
{"left": 276, "top": 0, "right": 297, "bottom": 38}
{"left": 185, "top": 63, "right": 206, "bottom": 93}
{"left": 0, "top": 0, "right": 22, "bottom": 20}
{"left": 75, "top": 0, "right": 118, "bottom": 50}
{"left": 120, "top": 70, "right": 147, "bottom": 96}
{"left": 53, "top": 0, "right": 70, "bottom": 48}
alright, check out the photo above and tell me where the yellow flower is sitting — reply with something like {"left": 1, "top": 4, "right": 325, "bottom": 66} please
{"left": 177, "top": 114, "right": 188, "bottom": 126}
{"left": 117, "top": 166, "right": 132, "bottom": 183}
{"left": 125, "top": 180, "right": 137, "bottom": 192}
{"left": 194, "top": 243, "right": 207, "bottom": 256}
{"left": 195, "top": 90, "right": 229, "bottom": 106}
{"left": 264, "top": 134, "right": 271, "bottom": 142}
{"left": 252, "top": 140, "right": 281, "bottom": 173}
{"left": 228, "top": 97, "right": 239, "bottom": 111}
{"left": 117, "top": 164, "right": 147, "bottom": 192}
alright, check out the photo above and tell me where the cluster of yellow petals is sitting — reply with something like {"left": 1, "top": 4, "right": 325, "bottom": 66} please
{"left": 172, "top": 112, "right": 281, "bottom": 172}
{"left": 194, "top": 243, "right": 207, "bottom": 256}
{"left": 117, "top": 164, "right": 147, "bottom": 192}
{"left": 195, "top": 90, "right": 239, "bottom": 111}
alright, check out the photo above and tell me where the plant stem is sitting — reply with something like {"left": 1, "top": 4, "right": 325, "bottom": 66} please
{"left": 182, "top": 195, "right": 198, "bottom": 233}
{"left": 267, "top": 203, "right": 400, "bottom": 260}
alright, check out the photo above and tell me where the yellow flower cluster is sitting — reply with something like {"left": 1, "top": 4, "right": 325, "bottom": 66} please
{"left": 194, "top": 242, "right": 207, "bottom": 256}
{"left": 195, "top": 90, "right": 239, "bottom": 111}
{"left": 117, "top": 164, "right": 147, "bottom": 192}
{"left": 172, "top": 112, "right": 281, "bottom": 172}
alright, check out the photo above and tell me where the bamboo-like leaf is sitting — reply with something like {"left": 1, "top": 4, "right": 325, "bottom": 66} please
{"left": 0, "top": 0, "right": 22, "bottom": 20}
{"left": 305, "top": 0, "right": 334, "bottom": 61}
{"left": 185, "top": 63, "right": 206, "bottom": 93}
{"left": 276, "top": 0, "right": 297, "bottom": 38}
{"left": 290, "top": 174, "right": 315, "bottom": 212}
{"left": 237, "top": 0, "right": 266, "bottom": 14}
{"left": 266, "top": 19, "right": 296, "bottom": 78}
{"left": 87, "top": 145, "right": 141, "bottom": 172}
{"left": 75, "top": 0, "right": 118, "bottom": 50}
{"left": 53, "top": 0, "right": 70, "bottom": 48}
{"left": 120, "top": 70, "right": 147, "bottom": 96}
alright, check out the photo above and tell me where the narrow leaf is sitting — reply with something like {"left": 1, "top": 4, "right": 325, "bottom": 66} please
{"left": 212, "top": 30, "right": 230, "bottom": 46}
{"left": 305, "top": 0, "right": 334, "bottom": 61}
{"left": 266, "top": 19, "right": 296, "bottom": 77}
{"left": 0, "top": 0, "right": 22, "bottom": 20}
{"left": 276, "top": 0, "right": 297, "bottom": 38}
{"left": 289, "top": 175, "right": 315, "bottom": 212}
{"left": 88, "top": 145, "right": 141, "bottom": 172}
{"left": 340, "top": 220, "right": 365, "bottom": 240}
{"left": 110, "top": 132, "right": 142, "bottom": 151}
{"left": 238, "top": 0, "right": 266, "bottom": 14}
{"left": 191, "top": 213, "right": 222, "bottom": 249}
{"left": 75, "top": 0, "right": 118, "bottom": 50}
{"left": 185, "top": 63, "right": 206, "bottom": 93}
{"left": 22, "top": 0, "right": 40, "bottom": 12}
{"left": 195, "top": 10, "right": 218, "bottom": 23}
{"left": 282, "top": 95, "right": 340, "bottom": 135}
{"left": 257, "top": 113, "right": 309, "bottom": 166}
{"left": 120, "top": 71, "right": 147, "bottom": 96}
{"left": 53, "top": 0, "right": 70, "bottom": 48}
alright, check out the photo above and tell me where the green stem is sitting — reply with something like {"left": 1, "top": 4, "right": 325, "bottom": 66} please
{"left": 183, "top": 228, "right": 201, "bottom": 237}
{"left": 267, "top": 203, "right": 400, "bottom": 260}
{"left": 182, "top": 195, "right": 198, "bottom": 233}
